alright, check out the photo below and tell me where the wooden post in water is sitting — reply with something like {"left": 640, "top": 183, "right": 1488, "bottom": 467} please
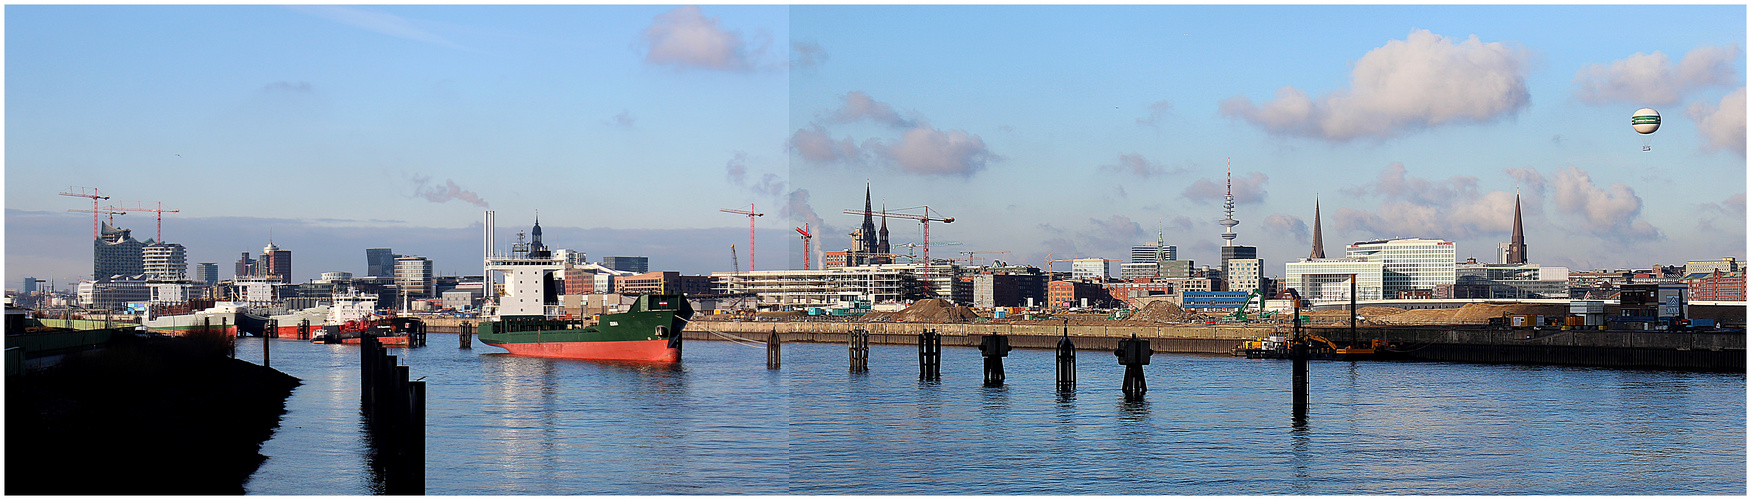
{"left": 1115, "top": 334, "right": 1152, "bottom": 399}
{"left": 409, "top": 379, "right": 426, "bottom": 494}
{"left": 263, "top": 319, "right": 274, "bottom": 368}
{"left": 1289, "top": 289, "right": 1309, "bottom": 421}
{"left": 767, "top": 329, "right": 781, "bottom": 369}
{"left": 848, "top": 328, "right": 869, "bottom": 373}
{"left": 918, "top": 329, "right": 941, "bottom": 381}
{"left": 299, "top": 319, "right": 309, "bottom": 340}
{"left": 460, "top": 321, "right": 473, "bottom": 349}
{"left": 224, "top": 317, "right": 233, "bottom": 358}
{"left": 978, "top": 333, "right": 1011, "bottom": 387}
{"left": 1056, "top": 320, "right": 1076, "bottom": 391}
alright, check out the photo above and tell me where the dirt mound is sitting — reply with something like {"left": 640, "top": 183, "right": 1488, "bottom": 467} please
{"left": 1369, "top": 302, "right": 1571, "bottom": 325}
{"left": 1126, "top": 301, "right": 1209, "bottom": 323}
{"left": 890, "top": 299, "right": 981, "bottom": 323}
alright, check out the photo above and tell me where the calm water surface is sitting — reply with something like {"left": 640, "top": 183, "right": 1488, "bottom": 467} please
{"left": 236, "top": 336, "right": 1744, "bottom": 495}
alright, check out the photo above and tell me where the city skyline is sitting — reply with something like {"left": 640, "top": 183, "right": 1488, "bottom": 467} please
{"left": 6, "top": 5, "right": 1746, "bottom": 287}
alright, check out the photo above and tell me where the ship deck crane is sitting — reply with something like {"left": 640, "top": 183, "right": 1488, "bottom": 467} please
{"left": 720, "top": 204, "right": 764, "bottom": 272}
{"left": 59, "top": 187, "right": 110, "bottom": 240}
{"left": 843, "top": 206, "right": 954, "bottom": 297}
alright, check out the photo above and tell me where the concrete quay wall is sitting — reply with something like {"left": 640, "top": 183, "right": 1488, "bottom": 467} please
{"left": 687, "top": 320, "right": 1274, "bottom": 353}
{"left": 688, "top": 320, "right": 1745, "bottom": 372}
{"left": 1319, "top": 326, "right": 1746, "bottom": 372}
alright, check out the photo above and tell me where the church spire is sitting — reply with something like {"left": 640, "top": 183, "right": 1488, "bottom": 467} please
{"left": 877, "top": 200, "right": 890, "bottom": 257}
{"left": 1310, "top": 197, "right": 1326, "bottom": 259}
{"left": 1506, "top": 191, "right": 1527, "bottom": 264}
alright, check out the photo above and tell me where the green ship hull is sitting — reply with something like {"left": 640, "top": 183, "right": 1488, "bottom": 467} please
{"left": 476, "top": 294, "right": 693, "bottom": 363}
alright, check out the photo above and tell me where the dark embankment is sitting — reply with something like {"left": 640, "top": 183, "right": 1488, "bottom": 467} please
{"left": 5, "top": 332, "right": 301, "bottom": 495}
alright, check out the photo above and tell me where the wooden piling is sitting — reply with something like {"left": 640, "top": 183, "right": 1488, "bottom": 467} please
{"left": 263, "top": 320, "right": 274, "bottom": 368}
{"left": 848, "top": 328, "right": 869, "bottom": 373}
{"left": 1116, "top": 335, "right": 1151, "bottom": 399}
{"left": 918, "top": 329, "right": 941, "bottom": 381}
{"left": 979, "top": 334, "right": 1011, "bottom": 387}
{"left": 460, "top": 321, "right": 473, "bottom": 349}
{"left": 767, "top": 330, "right": 781, "bottom": 369}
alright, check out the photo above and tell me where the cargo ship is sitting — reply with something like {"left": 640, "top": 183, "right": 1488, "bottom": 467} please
{"left": 477, "top": 294, "right": 691, "bottom": 362}
{"left": 473, "top": 215, "right": 691, "bottom": 363}
{"left": 267, "top": 289, "right": 382, "bottom": 340}
{"left": 142, "top": 300, "right": 267, "bottom": 336}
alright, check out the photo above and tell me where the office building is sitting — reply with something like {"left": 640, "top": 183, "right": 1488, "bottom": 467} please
{"left": 1686, "top": 257, "right": 1741, "bottom": 276}
{"left": 262, "top": 242, "right": 293, "bottom": 283}
{"left": 1455, "top": 263, "right": 1570, "bottom": 299}
{"left": 193, "top": 263, "right": 219, "bottom": 287}
{"left": 1070, "top": 258, "right": 1110, "bottom": 280}
{"left": 395, "top": 256, "right": 435, "bottom": 299}
{"left": 602, "top": 256, "right": 650, "bottom": 274}
{"left": 1226, "top": 258, "right": 1264, "bottom": 294}
{"left": 1284, "top": 259, "right": 1387, "bottom": 301}
{"left": 367, "top": 248, "right": 396, "bottom": 277}
{"left": 1347, "top": 238, "right": 1456, "bottom": 294}
{"left": 1685, "top": 270, "right": 1745, "bottom": 301}
{"left": 142, "top": 242, "right": 187, "bottom": 281}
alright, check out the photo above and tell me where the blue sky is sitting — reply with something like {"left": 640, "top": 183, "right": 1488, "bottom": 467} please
{"left": 6, "top": 4, "right": 1746, "bottom": 288}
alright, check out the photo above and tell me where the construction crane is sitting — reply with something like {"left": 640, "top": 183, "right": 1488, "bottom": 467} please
{"left": 107, "top": 201, "right": 180, "bottom": 242}
{"left": 720, "top": 205, "right": 764, "bottom": 272}
{"left": 730, "top": 244, "right": 739, "bottom": 276}
{"left": 67, "top": 208, "right": 128, "bottom": 240}
{"left": 894, "top": 241, "right": 961, "bottom": 262}
{"left": 795, "top": 224, "right": 813, "bottom": 270}
{"left": 959, "top": 250, "right": 1011, "bottom": 266}
{"left": 59, "top": 187, "right": 110, "bottom": 240}
{"left": 843, "top": 206, "right": 954, "bottom": 295}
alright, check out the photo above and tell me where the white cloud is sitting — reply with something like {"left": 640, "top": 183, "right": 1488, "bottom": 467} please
{"left": 1550, "top": 166, "right": 1661, "bottom": 241}
{"left": 291, "top": 6, "right": 466, "bottom": 51}
{"left": 792, "top": 91, "right": 996, "bottom": 177}
{"left": 1221, "top": 30, "right": 1531, "bottom": 141}
{"left": 610, "top": 110, "right": 636, "bottom": 128}
{"left": 791, "top": 41, "right": 827, "bottom": 69}
{"left": 1688, "top": 87, "right": 1747, "bottom": 157}
{"left": 875, "top": 126, "right": 995, "bottom": 177}
{"left": 1135, "top": 100, "right": 1173, "bottom": 127}
{"left": 1098, "top": 153, "right": 1183, "bottom": 178}
{"left": 1573, "top": 44, "right": 1742, "bottom": 106}
{"left": 1330, "top": 163, "right": 1534, "bottom": 241}
{"left": 788, "top": 127, "right": 864, "bottom": 164}
{"left": 1262, "top": 213, "right": 1309, "bottom": 242}
{"left": 825, "top": 91, "right": 915, "bottom": 128}
{"left": 641, "top": 6, "right": 757, "bottom": 71}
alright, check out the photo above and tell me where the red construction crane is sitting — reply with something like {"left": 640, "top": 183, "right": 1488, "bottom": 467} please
{"left": 59, "top": 187, "right": 110, "bottom": 240}
{"left": 795, "top": 224, "right": 813, "bottom": 270}
{"left": 106, "top": 201, "right": 180, "bottom": 242}
{"left": 842, "top": 205, "right": 954, "bottom": 296}
{"left": 720, "top": 204, "right": 764, "bottom": 272}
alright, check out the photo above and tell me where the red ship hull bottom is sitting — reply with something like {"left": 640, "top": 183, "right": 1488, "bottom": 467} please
{"left": 486, "top": 339, "right": 680, "bottom": 363}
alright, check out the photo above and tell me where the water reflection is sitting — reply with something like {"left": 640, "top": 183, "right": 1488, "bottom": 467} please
{"left": 1288, "top": 423, "right": 1313, "bottom": 493}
